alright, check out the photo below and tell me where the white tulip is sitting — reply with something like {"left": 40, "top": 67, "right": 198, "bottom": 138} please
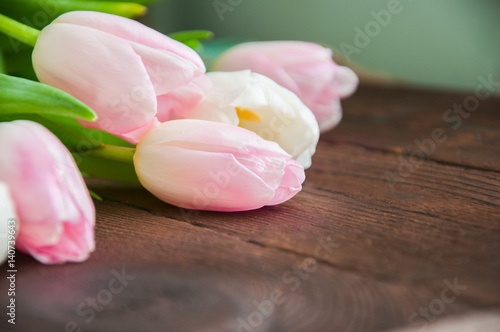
{"left": 185, "top": 70, "right": 320, "bottom": 169}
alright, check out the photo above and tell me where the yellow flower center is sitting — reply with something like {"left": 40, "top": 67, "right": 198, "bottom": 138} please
{"left": 235, "top": 106, "right": 262, "bottom": 123}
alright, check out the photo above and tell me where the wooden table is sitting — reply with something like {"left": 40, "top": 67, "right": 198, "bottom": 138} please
{"left": 2, "top": 85, "right": 500, "bottom": 332}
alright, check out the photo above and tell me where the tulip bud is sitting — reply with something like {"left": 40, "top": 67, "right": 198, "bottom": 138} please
{"left": 134, "top": 119, "right": 305, "bottom": 211}
{"left": 32, "top": 11, "right": 210, "bottom": 143}
{"left": 0, "top": 121, "right": 95, "bottom": 264}
{"left": 213, "top": 41, "right": 359, "bottom": 132}
{"left": 185, "top": 70, "right": 319, "bottom": 169}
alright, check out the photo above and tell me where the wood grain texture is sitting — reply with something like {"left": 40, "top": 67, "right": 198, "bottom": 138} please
{"left": 1, "top": 86, "right": 499, "bottom": 332}
{"left": 323, "top": 85, "right": 500, "bottom": 172}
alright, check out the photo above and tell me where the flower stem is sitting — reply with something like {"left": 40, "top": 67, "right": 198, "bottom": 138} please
{"left": 73, "top": 145, "right": 139, "bottom": 183}
{"left": 0, "top": 14, "right": 40, "bottom": 47}
{"left": 88, "top": 145, "right": 135, "bottom": 164}
{"left": 75, "top": 153, "right": 140, "bottom": 184}
{"left": 73, "top": 144, "right": 140, "bottom": 183}
{"left": 70, "top": 2, "right": 147, "bottom": 19}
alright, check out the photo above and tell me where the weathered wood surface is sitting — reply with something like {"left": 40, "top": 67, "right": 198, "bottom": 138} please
{"left": 322, "top": 84, "right": 500, "bottom": 171}
{"left": 1, "top": 85, "right": 499, "bottom": 332}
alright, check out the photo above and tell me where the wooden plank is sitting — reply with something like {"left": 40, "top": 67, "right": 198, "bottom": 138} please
{"left": 322, "top": 86, "right": 500, "bottom": 172}
{"left": 85, "top": 142, "right": 500, "bottom": 308}
{"left": 0, "top": 201, "right": 473, "bottom": 332}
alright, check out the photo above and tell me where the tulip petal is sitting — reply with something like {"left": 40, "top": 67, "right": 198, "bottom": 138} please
{"left": 136, "top": 146, "right": 276, "bottom": 211}
{"left": 186, "top": 71, "right": 319, "bottom": 168}
{"left": 209, "top": 71, "right": 319, "bottom": 169}
{"left": 0, "top": 121, "right": 95, "bottom": 264}
{"left": 215, "top": 51, "right": 301, "bottom": 94}
{"left": 26, "top": 217, "right": 93, "bottom": 264}
{"left": 313, "top": 99, "right": 343, "bottom": 133}
{"left": 157, "top": 74, "right": 212, "bottom": 122}
{"left": 129, "top": 41, "right": 203, "bottom": 97}
{"left": 213, "top": 41, "right": 358, "bottom": 133}
{"left": 267, "top": 159, "right": 305, "bottom": 206}
{"left": 332, "top": 66, "right": 359, "bottom": 98}
{"left": 33, "top": 23, "right": 157, "bottom": 135}
{"left": 119, "top": 117, "right": 160, "bottom": 144}
{"left": 54, "top": 11, "right": 205, "bottom": 71}
{"left": 134, "top": 120, "right": 305, "bottom": 211}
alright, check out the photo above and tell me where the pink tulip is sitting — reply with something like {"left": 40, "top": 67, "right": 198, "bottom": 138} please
{"left": 0, "top": 121, "right": 95, "bottom": 264}
{"left": 185, "top": 70, "right": 320, "bottom": 169}
{"left": 213, "top": 41, "right": 359, "bottom": 132}
{"left": 32, "top": 11, "right": 210, "bottom": 143}
{"left": 134, "top": 119, "right": 305, "bottom": 211}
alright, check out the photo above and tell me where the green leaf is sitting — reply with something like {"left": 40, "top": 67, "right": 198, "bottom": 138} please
{"left": 0, "top": 112, "right": 134, "bottom": 151}
{"left": 81, "top": 0, "right": 158, "bottom": 3}
{"left": 168, "top": 30, "right": 214, "bottom": 43}
{"left": 40, "top": 114, "right": 135, "bottom": 148}
{"left": 0, "top": 74, "right": 96, "bottom": 121}
{"left": 0, "top": 0, "right": 146, "bottom": 34}
{"left": 0, "top": 113, "right": 102, "bottom": 151}
{"left": 168, "top": 30, "right": 213, "bottom": 51}
{"left": 0, "top": 48, "right": 5, "bottom": 74}
{"left": 88, "top": 189, "right": 103, "bottom": 201}
{"left": 58, "top": 1, "right": 147, "bottom": 19}
{"left": 183, "top": 40, "right": 202, "bottom": 51}
{"left": 86, "top": 0, "right": 159, "bottom": 3}
{"left": 73, "top": 153, "right": 139, "bottom": 183}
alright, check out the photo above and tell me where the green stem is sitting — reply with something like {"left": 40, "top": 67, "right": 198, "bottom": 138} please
{"left": 73, "top": 145, "right": 139, "bottom": 183}
{"left": 76, "top": 153, "right": 140, "bottom": 184}
{"left": 73, "top": 144, "right": 140, "bottom": 183}
{"left": 88, "top": 145, "right": 135, "bottom": 164}
{"left": 0, "top": 13, "right": 40, "bottom": 47}
{"left": 61, "top": 1, "right": 147, "bottom": 19}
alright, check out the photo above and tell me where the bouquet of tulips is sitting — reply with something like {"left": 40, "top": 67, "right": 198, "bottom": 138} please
{"left": 0, "top": 1, "right": 358, "bottom": 265}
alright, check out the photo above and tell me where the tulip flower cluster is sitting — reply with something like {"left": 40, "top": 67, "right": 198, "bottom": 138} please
{"left": 213, "top": 41, "right": 359, "bottom": 132}
{"left": 0, "top": 9, "right": 357, "bottom": 264}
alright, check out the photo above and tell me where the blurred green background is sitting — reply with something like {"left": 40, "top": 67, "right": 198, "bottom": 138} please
{"left": 147, "top": 0, "right": 500, "bottom": 92}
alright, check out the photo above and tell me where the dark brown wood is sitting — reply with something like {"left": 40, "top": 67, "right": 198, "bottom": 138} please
{"left": 1, "top": 85, "right": 499, "bottom": 332}
{"left": 322, "top": 85, "right": 500, "bottom": 172}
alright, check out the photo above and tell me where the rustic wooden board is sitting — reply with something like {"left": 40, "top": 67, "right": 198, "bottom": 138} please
{"left": 89, "top": 143, "right": 500, "bottom": 302}
{"left": 1, "top": 86, "right": 499, "bottom": 332}
{"left": 323, "top": 85, "right": 500, "bottom": 172}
